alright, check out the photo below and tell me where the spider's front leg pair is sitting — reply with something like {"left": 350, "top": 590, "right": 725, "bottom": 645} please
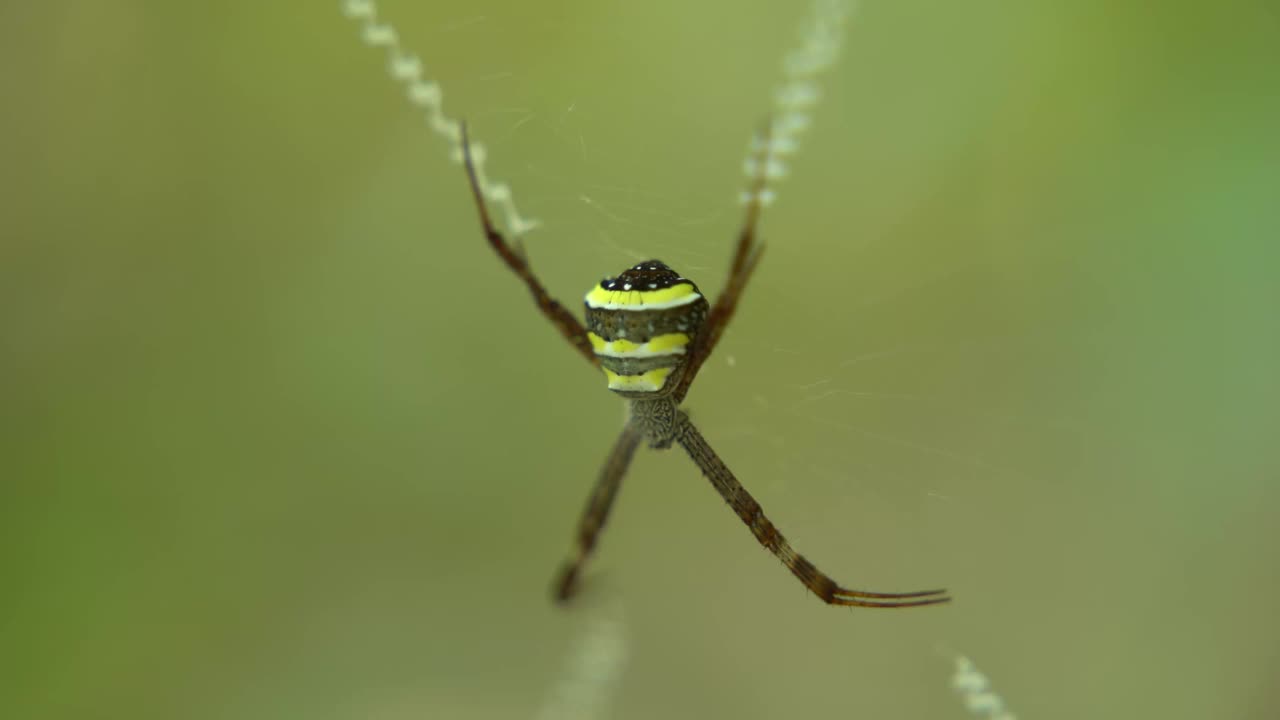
{"left": 459, "top": 125, "right": 949, "bottom": 609}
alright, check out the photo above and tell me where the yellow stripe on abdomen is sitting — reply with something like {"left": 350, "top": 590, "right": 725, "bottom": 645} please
{"left": 588, "top": 331, "right": 690, "bottom": 358}
{"left": 603, "top": 367, "right": 673, "bottom": 393}
{"left": 584, "top": 282, "right": 700, "bottom": 311}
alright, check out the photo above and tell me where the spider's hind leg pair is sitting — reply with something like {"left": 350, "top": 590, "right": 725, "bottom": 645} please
{"left": 459, "top": 125, "right": 949, "bottom": 609}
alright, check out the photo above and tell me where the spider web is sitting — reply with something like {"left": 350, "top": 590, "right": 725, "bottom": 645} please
{"left": 343, "top": 1, "right": 995, "bottom": 717}
{"left": 484, "top": 1, "right": 1280, "bottom": 715}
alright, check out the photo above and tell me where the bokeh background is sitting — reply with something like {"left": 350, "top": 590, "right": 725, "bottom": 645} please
{"left": 4, "top": 1, "right": 1278, "bottom": 718}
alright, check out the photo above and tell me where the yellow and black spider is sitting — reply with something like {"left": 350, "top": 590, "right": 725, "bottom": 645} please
{"left": 460, "top": 125, "right": 950, "bottom": 609}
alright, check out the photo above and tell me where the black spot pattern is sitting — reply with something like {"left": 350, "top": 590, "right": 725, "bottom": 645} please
{"left": 598, "top": 260, "right": 688, "bottom": 293}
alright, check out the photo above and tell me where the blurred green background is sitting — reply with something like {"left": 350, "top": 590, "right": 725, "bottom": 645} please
{"left": 4, "top": 1, "right": 1278, "bottom": 718}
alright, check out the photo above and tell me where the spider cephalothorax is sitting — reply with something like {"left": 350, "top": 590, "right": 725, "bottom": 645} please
{"left": 583, "top": 261, "right": 709, "bottom": 398}
{"left": 459, "top": 124, "right": 949, "bottom": 609}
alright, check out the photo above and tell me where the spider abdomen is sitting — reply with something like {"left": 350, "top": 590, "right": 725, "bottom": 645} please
{"left": 583, "top": 260, "right": 709, "bottom": 397}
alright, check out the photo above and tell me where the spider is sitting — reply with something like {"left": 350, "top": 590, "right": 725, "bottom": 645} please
{"left": 458, "top": 125, "right": 950, "bottom": 609}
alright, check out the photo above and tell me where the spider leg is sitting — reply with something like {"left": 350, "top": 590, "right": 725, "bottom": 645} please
{"left": 459, "top": 124, "right": 599, "bottom": 367}
{"left": 675, "top": 413, "right": 950, "bottom": 608}
{"left": 674, "top": 124, "right": 772, "bottom": 402}
{"left": 554, "top": 422, "right": 645, "bottom": 603}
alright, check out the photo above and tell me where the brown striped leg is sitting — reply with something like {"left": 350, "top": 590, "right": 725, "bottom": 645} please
{"left": 674, "top": 413, "right": 950, "bottom": 608}
{"left": 674, "top": 129, "right": 770, "bottom": 403}
{"left": 554, "top": 422, "right": 645, "bottom": 603}
{"left": 459, "top": 124, "right": 599, "bottom": 367}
